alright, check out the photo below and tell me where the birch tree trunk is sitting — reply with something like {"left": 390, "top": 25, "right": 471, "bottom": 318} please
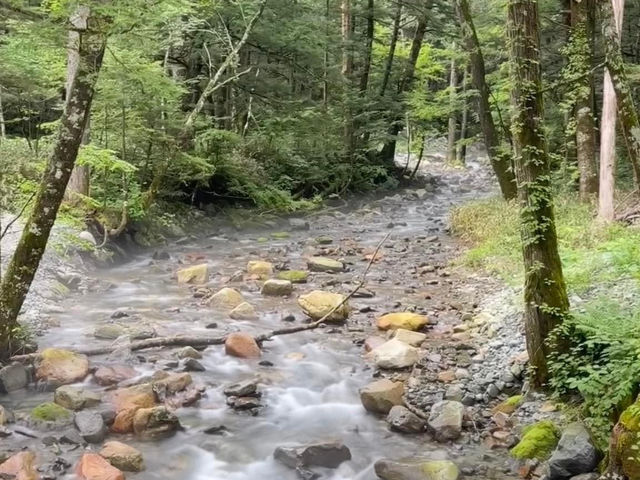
{"left": 508, "top": 0, "right": 569, "bottom": 387}
{"left": 0, "top": 9, "right": 107, "bottom": 358}
{"left": 447, "top": 49, "right": 458, "bottom": 164}
{"left": 598, "top": 0, "right": 624, "bottom": 221}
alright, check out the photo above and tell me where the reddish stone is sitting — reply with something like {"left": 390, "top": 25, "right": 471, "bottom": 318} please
{"left": 94, "top": 365, "right": 137, "bottom": 386}
{"left": 0, "top": 452, "right": 39, "bottom": 480}
{"left": 225, "top": 333, "right": 261, "bottom": 358}
{"left": 75, "top": 453, "right": 124, "bottom": 480}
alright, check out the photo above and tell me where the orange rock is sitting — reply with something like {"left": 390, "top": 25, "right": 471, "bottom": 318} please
{"left": 225, "top": 332, "right": 261, "bottom": 358}
{"left": 0, "top": 451, "right": 39, "bottom": 480}
{"left": 75, "top": 453, "right": 124, "bottom": 480}
{"left": 108, "top": 384, "right": 155, "bottom": 433}
{"left": 437, "top": 370, "right": 456, "bottom": 383}
{"left": 36, "top": 348, "right": 89, "bottom": 386}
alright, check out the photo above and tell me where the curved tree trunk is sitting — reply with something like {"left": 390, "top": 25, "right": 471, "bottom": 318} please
{"left": 508, "top": 0, "right": 570, "bottom": 388}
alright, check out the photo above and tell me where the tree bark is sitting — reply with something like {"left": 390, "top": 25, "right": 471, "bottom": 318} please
{"left": 447, "top": 48, "right": 458, "bottom": 164}
{"left": 379, "top": 0, "right": 402, "bottom": 98}
{"left": 0, "top": 86, "right": 5, "bottom": 140}
{"left": 457, "top": 68, "right": 469, "bottom": 165}
{"left": 455, "top": 0, "right": 517, "bottom": 200}
{"left": 0, "top": 9, "right": 107, "bottom": 358}
{"left": 508, "top": 0, "right": 570, "bottom": 388}
{"left": 359, "top": 0, "right": 375, "bottom": 92}
{"left": 341, "top": 0, "right": 355, "bottom": 162}
{"left": 598, "top": 0, "right": 624, "bottom": 222}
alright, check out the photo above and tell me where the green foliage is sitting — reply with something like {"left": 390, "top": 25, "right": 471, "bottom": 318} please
{"left": 510, "top": 420, "right": 560, "bottom": 460}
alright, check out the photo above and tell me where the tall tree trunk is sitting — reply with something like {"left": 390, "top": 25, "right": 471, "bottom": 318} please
{"left": 0, "top": 9, "right": 106, "bottom": 358}
{"left": 447, "top": 48, "right": 458, "bottom": 164}
{"left": 0, "top": 86, "right": 5, "bottom": 141}
{"left": 379, "top": 0, "right": 402, "bottom": 98}
{"left": 455, "top": 0, "right": 517, "bottom": 200}
{"left": 359, "top": 0, "right": 374, "bottom": 92}
{"left": 379, "top": 10, "right": 428, "bottom": 164}
{"left": 508, "top": 0, "right": 569, "bottom": 388}
{"left": 601, "top": 0, "right": 640, "bottom": 191}
{"left": 598, "top": 0, "right": 624, "bottom": 222}
{"left": 323, "top": 0, "right": 330, "bottom": 107}
{"left": 342, "top": 0, "right": 355, "bottom": 162}
{"left": 570, "top": 0, "right": 598, "bottom": 200}
{"left": 457, "top": 68, "right": 469, "bottom": 165}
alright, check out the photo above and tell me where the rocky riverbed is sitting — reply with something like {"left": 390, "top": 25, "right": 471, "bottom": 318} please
{"left": 0, "top": 152, "right": 600, "bottom": 480}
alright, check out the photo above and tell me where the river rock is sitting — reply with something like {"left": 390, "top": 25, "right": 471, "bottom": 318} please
{"left": 74, "top": 410, "right": 107, "bottom": 443}
{"left": 289, "top": 218, "right": 310, "bottom": 230}
{"left": 277, "top": 270, "right": 309, "bottom": 283}
{"left": 0, "top": 363, "right": 29, "bottom": 393}
{"left": 208, "top": 287, "right": 245, "bottom": 309}
{"left": 261, "top": 279, "right": 293, "bottom": 296}
{"left": 0, "top": 405, "right": 10, "bottom": 425}
{"left": 247, "top": 260, "right": 274, "bottom": 278}
{"left": 94, "top": 323, "right": 156, "bottom": 340}
{"left": 374, "top": 457, "right": 459, "bottom": 480}
{"left": 30, "top": 402, "right": 73, "bottom": 429}
{"left": 36, "top": 348, "right": 89, "bottom": 386}
{"left": 109, "top": 383, "right": 156, "bottom": 433}
{"left": 101, "top": 441, "right": 144, "bottom": 472}
{"left": 369, "top": 339, "right": 419, "bottom": 369}
{"left": 360, "top": 379, "right": 404, "bottom": 414}
{"left": 94, "top": 365, "right": 138, "bottom": 386}
{"left": 153, "top": 372, "right": 192, "bottom": 398}
{"left": 548, "top": 423, "right": 598, "bottom": 479}
{"left": 54, "top": 385, "right": 101, "bottom": 410}
{"left": 392, "top": 329, "right": 427, "bottom": 346}
{"left": 176, "top": 264, "right": 209, "bottom": 284}
{"left": 229, "top": 302, "right": 259, "bottom": 320}
{"left": 297, "top": 290, "right": 349, "bottom": 321}
{"left": 377, "top": 313, "right": 429, "bottom": 331}
{"left": 132, "top": 406, "right": 180, "bottom": 438}
{"left": 364, "top": 336, "right": 387, "bottom": 352}
{"left": 181, "top": 358, "right": 205, "bottom": 372}
{"left": 306, "top": 256, "right": 344, "bottom": 273}
{"left": 224, "top": 380, "right": 258, "bottom": 397}
{"left": 274, "top": 442, "right": 351, "bottom": 469}
{"left": 0, "top": 451, "right": 39, "bottom": 480}
{"left": 176, "top": 346, "right": 202, "bottom": 359}
{"left": 225, "top": 332, "right": 261, "bottom": 358}
{"left": 387, "top": 405, "right": 427, "bottom": 433}
{"left": 428, "top": 401, "right": 464, "bottom": 442}
{"left": 75, "top": 453, "right": 124, "bottom": 480}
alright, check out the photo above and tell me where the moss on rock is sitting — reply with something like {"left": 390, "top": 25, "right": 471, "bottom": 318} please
{"left": 31, "top": 402, "right": 71, "bottom": 422}
{"left": 510, "top": 420, "right": 560, "bottom": 461}
{"left": 277, "top": 270, "right": 309, "bottom": 283}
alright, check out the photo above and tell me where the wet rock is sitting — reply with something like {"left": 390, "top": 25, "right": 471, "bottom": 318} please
{"left": 360, "top": 379, "right": 404, "bottom": 414}
{"left": 261, "top": 279, "right": 293, "bottom": 296}
{"left": 30, "top": 402, "right": 73, "bottom": 429}
{"left": 387, "top": 405, "right": 426, "bottom": 433}
{"left": 277, "top": 270, "right": 309, "bottom": 283}
{"left": 230, "top": 302, "right": 259, "bottom": 320}
{"left": 548, "top": 423, "right": 598, "bottom": 480}
{"left": 100, "top": 441, "right": 145, "bottom": 472}
{"left": 176, "top": 263, "right": 209, "bottom": 284}
{"left": 94, "top": 365, "right": 137, "bottom": 386}
{"left": 377, "top": 312, "right": 429, "bottom": 331}
{"left": 54, "top": 385, "right": 101, "bottom": 411}
{"left": 208, "top": 287, "right": 245, "bottom": 309}
{"left": 316, "top": 236, "right": 333, "bottom": 245}
{"left": 181, "top": 358, "right": 205, "bottom": 372}
{"left": 247, "top": 260, "right": 274, "bottom": 278}
{"left": 364, "top": 336, "right": 386, "bottom": 352}
{"left": 297, "top": 290, "right": 349, "bottom": 322}
{"left": 152, "top": 250, "right": 170, "bottom": 260}
{"left": 374, "top": 457, "right": 459, "bottom": 480}
{"left": 132, "top": 406, "right": 180, "bottom": 439}
{"left": 428, "top": 401, "right": 464, "bottom": 442}
{"left": 152, "top": 373, "right": 193, "bottom": 398}
{"left": 392, "top": 329, "right": 427, "bottom": 347}
{"left": 306, "top": 257, "right": 344, "bottom": 273}
{"left": 0, "top": 451, "right": 39, "bottom": 480}
{"left": 227, "top": 396, "right": 261, "bottom": 410}
{"left": 289, "top": 218, "right": 310, "bottom": 231}
{"left": 203, "top": 425, "right": 228, "bottom": 435}
{"left": 176, "top": 346, "right": 202, "bottom": 360}
{"left": 109, "top": 383, "right": 156, "bottom": 433}
{"left": 94, "top": 322, "right": 156, "bottom": 340}
{"left": 76, "top": 453, "right": 124, "bottom": 480}
{"left": 74, "top": 410, "right": 106, "bottom": 443}
{"left": 0, "top": 405, "right": 12, "bottom": 425}
{"left": 369, "top": 339, "right": 419, "bottom": 369}
{"left": 36, "top": 348, "right": 89, "bottom": 386}
{"left": 274, "top": 442, "right": 351, "bottom": 469}
{"left": 225, "top": 332, "right": 261, "bottom": 358}
{"left": 0, "top": 363, "right": 29, "bottom": 393}
{"left": 224, "top": 380, "right": 258, "bottom": 397}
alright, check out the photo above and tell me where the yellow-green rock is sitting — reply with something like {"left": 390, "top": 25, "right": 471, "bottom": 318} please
{"left": 208, "top": 287, "right": 245, "bottom": 309}
{"left": 277, "top": 270, "right": 309, "bottom": 283}
{"left": 247, "top": 261, "right": 273, "bottom": 279}
{"left": 297, "top": 290, "right": 349, "bottom": 322}
{"left": 31, "top": 402, "right": 71, "bottom": 422}
{"left": 229, "top": 302, "right": 259, "bottom": 320}
{"left": 493, "top": 395, "right": 523, "bottom": 415}
{"left": 510, "top": 420, "right": 560, "bottom": 461}
{"left": 177, "top": 264, "right": 209, "bottom": 284}
{"left": 377, "top": 312, "right": 429, "bottom": 331}
{"left": 307, "top": 256, "right": 344, "bottom": 273}
{"left": 614, "top": 401, "right": 640, "bottom": 478}
{"left": 271, "top": 232, "right": 290, "bottom": 239}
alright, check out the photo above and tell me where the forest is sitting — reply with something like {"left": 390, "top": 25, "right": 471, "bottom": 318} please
{"left": 1, "top": 0, "right": 640, "bottom": 479}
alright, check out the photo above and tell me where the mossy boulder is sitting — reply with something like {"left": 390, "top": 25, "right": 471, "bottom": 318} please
{"left": 510, "top": 420, "right": 560, "bottom": 461}
{"left": 277, "top": 270, "right": 309, "bottom": 283}
{"left": 36, "top": 348, "right": 89, "bottom": 386}
{"left": 30, "top": 402, "right": 73, "bottom": 428}
{"left": 306, "top": 257, "right": 344, "bottom": 273}
{"left": 377, "top": 312, "right": 429, "bottom": 331}
{"left": 208, "top": 287, "right": 245, "bottom": 309}
{"left": 611, "top": 401, "right": 640, "bottom": 479}
{"left": 297, "top": 290, "right": 349, "bottom": 322}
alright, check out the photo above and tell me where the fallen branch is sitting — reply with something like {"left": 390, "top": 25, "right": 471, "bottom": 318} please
{"left": 10, "top": 233, "right": 390, "bottom": 362}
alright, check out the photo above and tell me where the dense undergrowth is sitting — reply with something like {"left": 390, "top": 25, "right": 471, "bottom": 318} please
{"left": 451, "top": 195, "right": 640, "bottom": 449}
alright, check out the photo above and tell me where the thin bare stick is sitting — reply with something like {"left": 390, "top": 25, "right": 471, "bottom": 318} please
{"left": 0, "top": 192, "right": 36, "bottom": 240}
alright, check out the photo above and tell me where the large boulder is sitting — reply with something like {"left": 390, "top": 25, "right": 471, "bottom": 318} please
{"left": 247, "top": 261, "right": 273, "bottom": 279}
{"left": 427, "top": 401, "right": 464, "bottom": 442}
{"left": 306, "top": 256, "right": 344, "bottom": 273}
{"left": 548, "top": 423, "right": 598, "bottom": 480}
{"left": 297, "top": 290, "right": 349, "bottom": 322}
{"left": 274, "top": 442, "right": 351, "bottom": 469}
{"left": 36, "top": 348, "right": 89, "bottom": 386}
{"left": 229, "top": 302, "right": 259, "bottom": 320}
{"left": 208, "top": 287, "right": 245, "bottom": 309}
{"left": 94, "top": 365, "right": 138, "bottom": 386}
{"left": 387, "top": 405, "right": 427, "bottom": 434}
{"left": 75, "top": 453, "right": 124, "bottom": 480}
{"left": 0, "top": 451, "right": 39, "bottom": 480}
{"left": 54, "top": 385, "right": 101, "bottom": 411}
{"left": 377, "top": 313, "right": 429, "bottom": 331}
{"left": 510, "top": 420, "right": 560, "bottom": 461}
{"left": 100, "top": 441, "right": 144, "bottom": 472}
{"left": 176, "top": 264, "right": 209, "bottom": 284}
{"left": 225, "top": 333, "right": 261, "bottom": 358}
{"left": 132, "top": 406, "right": 180, "bottom": 439}
{"left": 261, "top": 279, "right": 293, "bottom": 296}
{"left": 74, "top": 410, "right": 107, "bottom": 443}
{"left": 374, "top": 457, "right": 459, "bottom": 480}
{"left": 369, "top": 339, "right": 419, "bottom": 369}
{"left": 360, "top": 379, "right": 404, "bottom": 414}
{"left": 604, "top": 401, "right": 640, "bottom": 479}
{"left": 0, "top": 363, "right": 29, "bottom": 393}
{"left": 152, "top": 372, "right": 192, "bottom": 399}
